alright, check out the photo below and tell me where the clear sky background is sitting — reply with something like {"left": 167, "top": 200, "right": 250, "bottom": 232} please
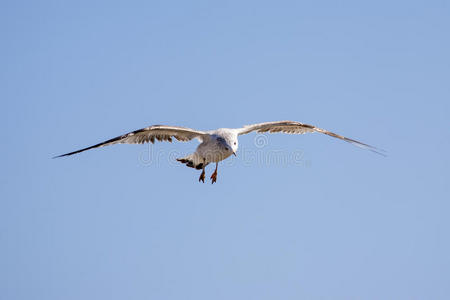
{"left": 1, "top": 1, "right": 449, "bottom": 299}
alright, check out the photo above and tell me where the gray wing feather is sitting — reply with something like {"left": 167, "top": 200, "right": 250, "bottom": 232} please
{"left": 54, "top": 125, "right": 208, "bottom": 158}
{"left": 238, "top": 121, "right": 385, "bottom": 155}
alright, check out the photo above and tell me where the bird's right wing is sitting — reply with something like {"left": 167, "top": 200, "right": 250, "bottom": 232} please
{"left": 54, "top": 125, "right": 209, "bottom": 158}
{"left": 237, "top": 120, "right": 386, "bottom": 155}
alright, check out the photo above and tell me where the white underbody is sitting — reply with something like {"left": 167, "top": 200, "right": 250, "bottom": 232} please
{"left": 178, "top": 128, "right": 238, "bottom": 168}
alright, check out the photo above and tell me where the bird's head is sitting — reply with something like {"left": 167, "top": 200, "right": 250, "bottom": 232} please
{"left": 217, "top": 135, "right": 238, "bottom": 156}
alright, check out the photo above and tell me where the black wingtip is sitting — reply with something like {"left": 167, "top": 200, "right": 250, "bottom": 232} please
{"left": 369, "top": 148, "right": 388, "bottom": 157}
{"left": 52, "top": 153, "right": 70, "bottom": 159}
{"left": 351, "top": 142, "right": 387, "bottom": 157}
{"left": 52, "top": 147, "right": 91, "bottom": 158}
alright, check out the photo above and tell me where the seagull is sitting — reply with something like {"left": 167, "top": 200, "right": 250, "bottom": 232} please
{"left": 54, "top": 121, "right": 384, "bottom": 183}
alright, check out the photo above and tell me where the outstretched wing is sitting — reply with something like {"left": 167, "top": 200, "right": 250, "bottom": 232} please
{"left": 54, "top": 125, "right": 208, "bottom": 158}
{"left": 237, "top": 121, "right": 385, "bottom": 155}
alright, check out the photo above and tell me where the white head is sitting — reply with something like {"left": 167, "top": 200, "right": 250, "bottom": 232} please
{"left": 216, "top": 131, "right": 238, "bottom": 156}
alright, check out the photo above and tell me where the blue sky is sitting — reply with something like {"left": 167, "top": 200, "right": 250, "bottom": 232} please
{"left": 1, "top": 0, "right": 449, "bottom": 299}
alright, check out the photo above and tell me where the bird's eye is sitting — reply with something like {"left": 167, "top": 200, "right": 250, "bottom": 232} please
{"left": 225, "top": 147, "right": 229, "bottom": 151}
{"left": 234, "top": 142, "right": 236, "bottom": 145}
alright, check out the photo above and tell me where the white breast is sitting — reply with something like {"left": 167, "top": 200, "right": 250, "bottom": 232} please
{"left": 196, "top": 137, "right": 232, "bottom": 163}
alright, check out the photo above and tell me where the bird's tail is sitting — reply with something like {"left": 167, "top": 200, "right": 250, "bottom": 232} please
{"left": 176, "top": 153, "right": 207, "bottom": 170}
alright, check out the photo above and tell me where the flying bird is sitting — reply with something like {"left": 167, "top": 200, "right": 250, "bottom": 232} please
{"left": 54, "top": 121, "right": 384, "bottom": 183}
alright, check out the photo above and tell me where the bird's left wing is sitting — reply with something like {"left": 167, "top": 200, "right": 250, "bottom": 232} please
{"left": 237, "top": 120, "right": 385, "bottom": 155}
{"left": 54, "top": 125, "right": 208, "bottom": 158}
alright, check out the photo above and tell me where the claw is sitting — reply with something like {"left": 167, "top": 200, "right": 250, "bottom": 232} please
{"left": 199, "top": 170, "right": 205, "bottom": 183}
{"left": 210, "top": 170, "right": 217, "bottom": 184}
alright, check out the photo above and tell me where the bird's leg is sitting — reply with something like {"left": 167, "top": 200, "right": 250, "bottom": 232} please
{"left": 210, "top": 162, "right": 218, "bottom": 184}
{"left": 198, "top": 162, "right": 206, "bottom": 183}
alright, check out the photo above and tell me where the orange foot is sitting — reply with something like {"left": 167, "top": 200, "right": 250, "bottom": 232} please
{"left": 199, "top": 170, "right": 205, "bottom": 183}
{"left": 210, "top": 170, "right": 217, "bottom": 184}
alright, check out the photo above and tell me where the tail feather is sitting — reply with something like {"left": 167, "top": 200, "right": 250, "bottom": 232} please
{"left": 177, "top": 153, "right": 207, "bottom": 170}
